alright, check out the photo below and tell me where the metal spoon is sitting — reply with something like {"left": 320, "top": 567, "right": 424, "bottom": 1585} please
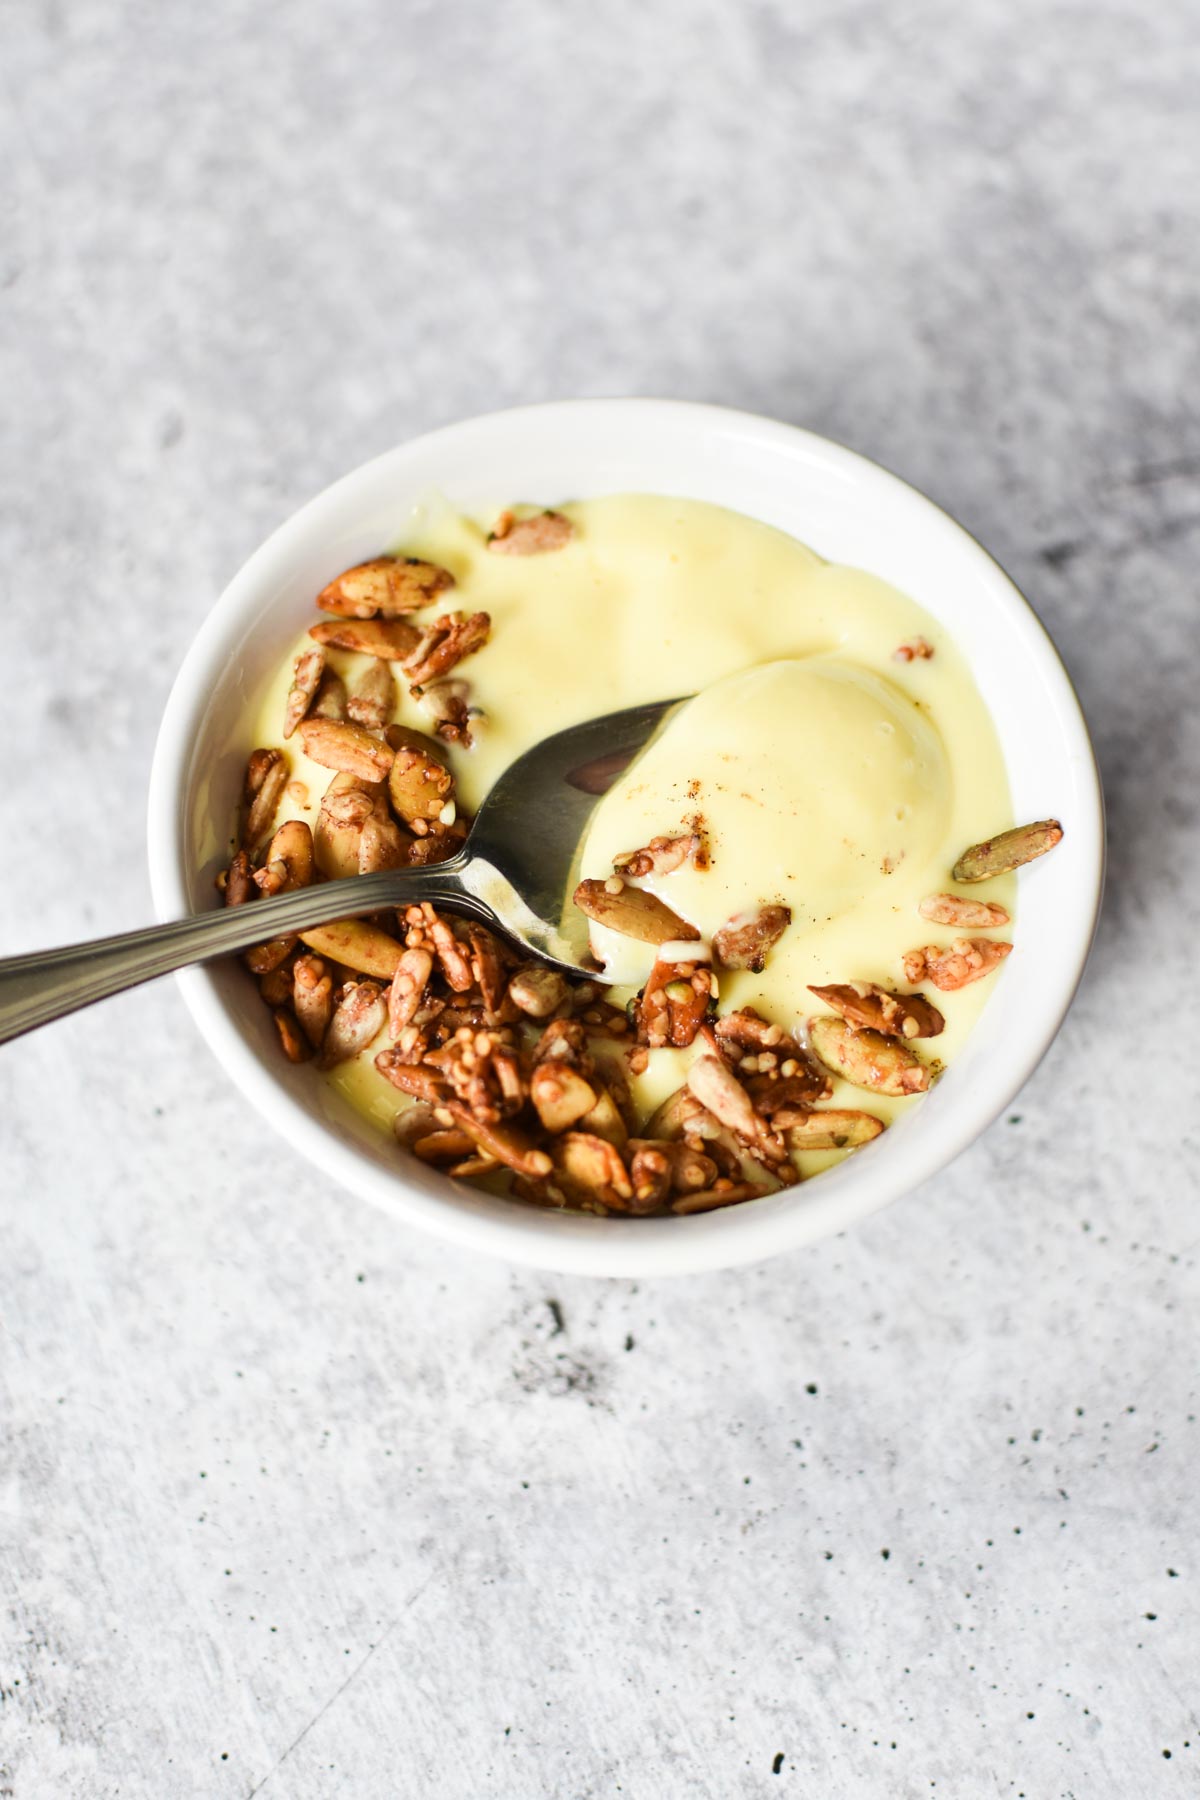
{"left": 0, "top": 697, "right": 681, "bottom": 1047}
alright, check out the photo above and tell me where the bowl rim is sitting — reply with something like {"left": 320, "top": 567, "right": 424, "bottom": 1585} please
{"left": 147, "top": 398, "right": 1105, "bottom": 1277}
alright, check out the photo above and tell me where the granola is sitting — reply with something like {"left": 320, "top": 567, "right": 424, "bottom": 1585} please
{"left": 221, "top": 498, "right": 1054, "bottom": 1223}
{"left": 486, "top": 509, "right": 574, "bottom": 554}
{"left": 952, "top": 820, "right": 1063, "bottom": 882}
{"left": 901, "top": 937, "right": 1014, "bottom": 991}
{"left": 807, "top": 1015, "right": 930, "bottom": 1096}
{"left": 346, "top": 658, "right": 396, "bottom": 732}
{"left": 918, "top": 893, "right": 1011, "bottom": 929}
{"left": 711, "top": 904, "right": 792, "bottom": 972}
{"left": 283, "top": 645, "right": 326, "bottom": 739}
{"left": 316, "top": 555, "right": 455, "bottom": 619}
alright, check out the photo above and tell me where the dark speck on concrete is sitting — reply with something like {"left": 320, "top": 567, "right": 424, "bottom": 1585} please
{"left": 806, "top": 1383, "right": 818, "bottom": 1395}
{"left": 1039, "top": 539, "right": 1082, "bottom": 569}
{"left": 546, "top": 1299, "right": 565, "bottom": 1336}
{"left": 772, "top": 1752, "right": 785, "bottom": 1774}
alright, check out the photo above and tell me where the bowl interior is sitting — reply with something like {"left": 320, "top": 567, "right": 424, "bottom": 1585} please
{"left": 148, "top": 401, "right": 1103, "bottom": 1276}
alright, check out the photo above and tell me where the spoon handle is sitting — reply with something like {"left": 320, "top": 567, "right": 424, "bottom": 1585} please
{"left": 0, "top": 863, "right": 486, "bottom": 1046}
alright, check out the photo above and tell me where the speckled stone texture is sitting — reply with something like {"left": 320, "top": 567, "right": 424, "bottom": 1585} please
{"left": 2, "top": 1, "right": 1198, "bottom": 1795}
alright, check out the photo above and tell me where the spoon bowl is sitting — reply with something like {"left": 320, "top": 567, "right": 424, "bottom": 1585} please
{"left": 0, "top": 697, "right": 681, "bottom": 1045}
{"left": 458, "top": 694, "right": 683, "bottom": 973}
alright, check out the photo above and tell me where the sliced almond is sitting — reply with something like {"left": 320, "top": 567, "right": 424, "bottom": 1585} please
{"left": 298, "top": 718, "right": 394, "bottom": 782}
{"left": 258, "top": 961, "right": 295, "bottom": 1007}
{"left": 552, "top": 1131, "right": 632, "bottom": 1206}
{"left": 297, "top": 919, "right": 405, "bottom": 980}
{"left": 392, "top": 1101, "right": 443, "bottom": 1151}
{"left": 310, "top": 670, "right": 348, "bottom": 720}
{"left": 253, "top": 819, "right": 314, "bottom": 896}
{"left": 685, "top": 1053, "right": 762, "bottom": 1143}
{"left": 316, "top": 555, "right": 454, "bottom": 619}
{"left": 953, "top": 819, "right": 1063, "bottom": 882}
{"left": 244, "top": 935, "right": 297, "bottom": 975}
{"left": 313, "top": 773, "right": 379, "bottom": 880}
{"left": 346, "top": 658, "right": 396, "bottom": 732}
{"left": 293, "top": 954, "right": 333, "bottom": 1048}
{"left": 711, "top": 904, "right": 792, "bottom": 972}
{"left": 530, "top": 1063, "right": 598, "bottom": 1134}
{"left": 507, "top": 964, "right": 569, "bottom": 1019}
{"left": 573, "top": 878, "right": 698, "bottom": 947}
{"left": 447, "top": 1154, "right": 503, "bottom": 1178}
{"left": 387, "top": 743, "right": 453, "bottom": 825}
{"left": 643, "top": 1086, "right": 696, "bottom": 1140}
{"left": 272, "top": 1009, "right": 311, "bottom": 1063}
{"left": 445, "top": 1103, "right": 552, "bottom": 1178}
{"left": 375, "top": 1051, "right": 448, "bottom": 1103}
{"left": 387, "top": 947, "right": 434, "bottom": 1036}
{"left": 385, "top": 721, "right": 454, "bottom": 760}
{"left": 486, "top": 509, "right": 573, "bottom": 554}
{"left": 309, "top": 617, "right": 422, "bottom": 661}
{"left": 466, "top": 923, "right": 508, "bottom": 1014}
{"left": 780, "top": 1108, "right": 885, "bottom": 1150}
{"left": 613, "top": 834, "right": 698, "bottom": 878}
{"left": 576, "top": 1083, "right": 628, "bottom": 1150}
{"left": 320, "top": 981, "right": 387, "bottom": 1068}
{"left": 808, "top": 980, "right": 944, "bottom": 1040}
{"left": 685, "top": 1055, "right": 786, "bottom": 1164}
{"left": 902, "top": 938, "right": 1013, "bottom": 992}
{"left": 919, "top": 893, "right": 1011, "bottom": 928}
{"left": 411, "top": 1128, "right": 476, "bottom": 1165}
{"left": 242, "top": 748, "right": 288, "bottom": 850}
{"left": 283, "top": 645, "right": 326, "bottom": 739}
{"left": 808, "top": 1016, "right": 929, "bottom": 1096}
{"left": 402, "top": 610, "right": 491, "bottom": 687}
{"left": 223, "top": 849, "right": 254, "bottom": 908}
{"left": 358, "top": 805, "right": 409, "bottom": 874}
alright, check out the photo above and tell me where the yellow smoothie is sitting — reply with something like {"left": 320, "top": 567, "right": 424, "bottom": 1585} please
{"left": 247, "top": 493, "right": 1015, "bottom": 1169}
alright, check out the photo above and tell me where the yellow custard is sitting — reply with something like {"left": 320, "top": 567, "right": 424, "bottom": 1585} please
{"left": 248, "top": 493, "right": 1015, "bottom": 1172}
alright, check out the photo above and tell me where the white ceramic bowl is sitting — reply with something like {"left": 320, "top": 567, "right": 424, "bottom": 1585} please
{"left": 147, "top": 400, "right": 1104, "bottom": 1277}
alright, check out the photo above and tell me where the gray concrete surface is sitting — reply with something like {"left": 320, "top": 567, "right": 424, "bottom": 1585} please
{"left": 2, "top": 1, "right": 1199, "bottom": 1795}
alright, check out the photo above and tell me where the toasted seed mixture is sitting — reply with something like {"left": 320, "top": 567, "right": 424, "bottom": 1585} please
{"left": 220, "top": 504, "right": 1064, "bottom": 1217}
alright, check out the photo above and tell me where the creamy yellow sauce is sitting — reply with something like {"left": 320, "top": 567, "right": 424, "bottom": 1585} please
{"left": 247, "top": 493, "right": 1015, "bottom": 1174}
